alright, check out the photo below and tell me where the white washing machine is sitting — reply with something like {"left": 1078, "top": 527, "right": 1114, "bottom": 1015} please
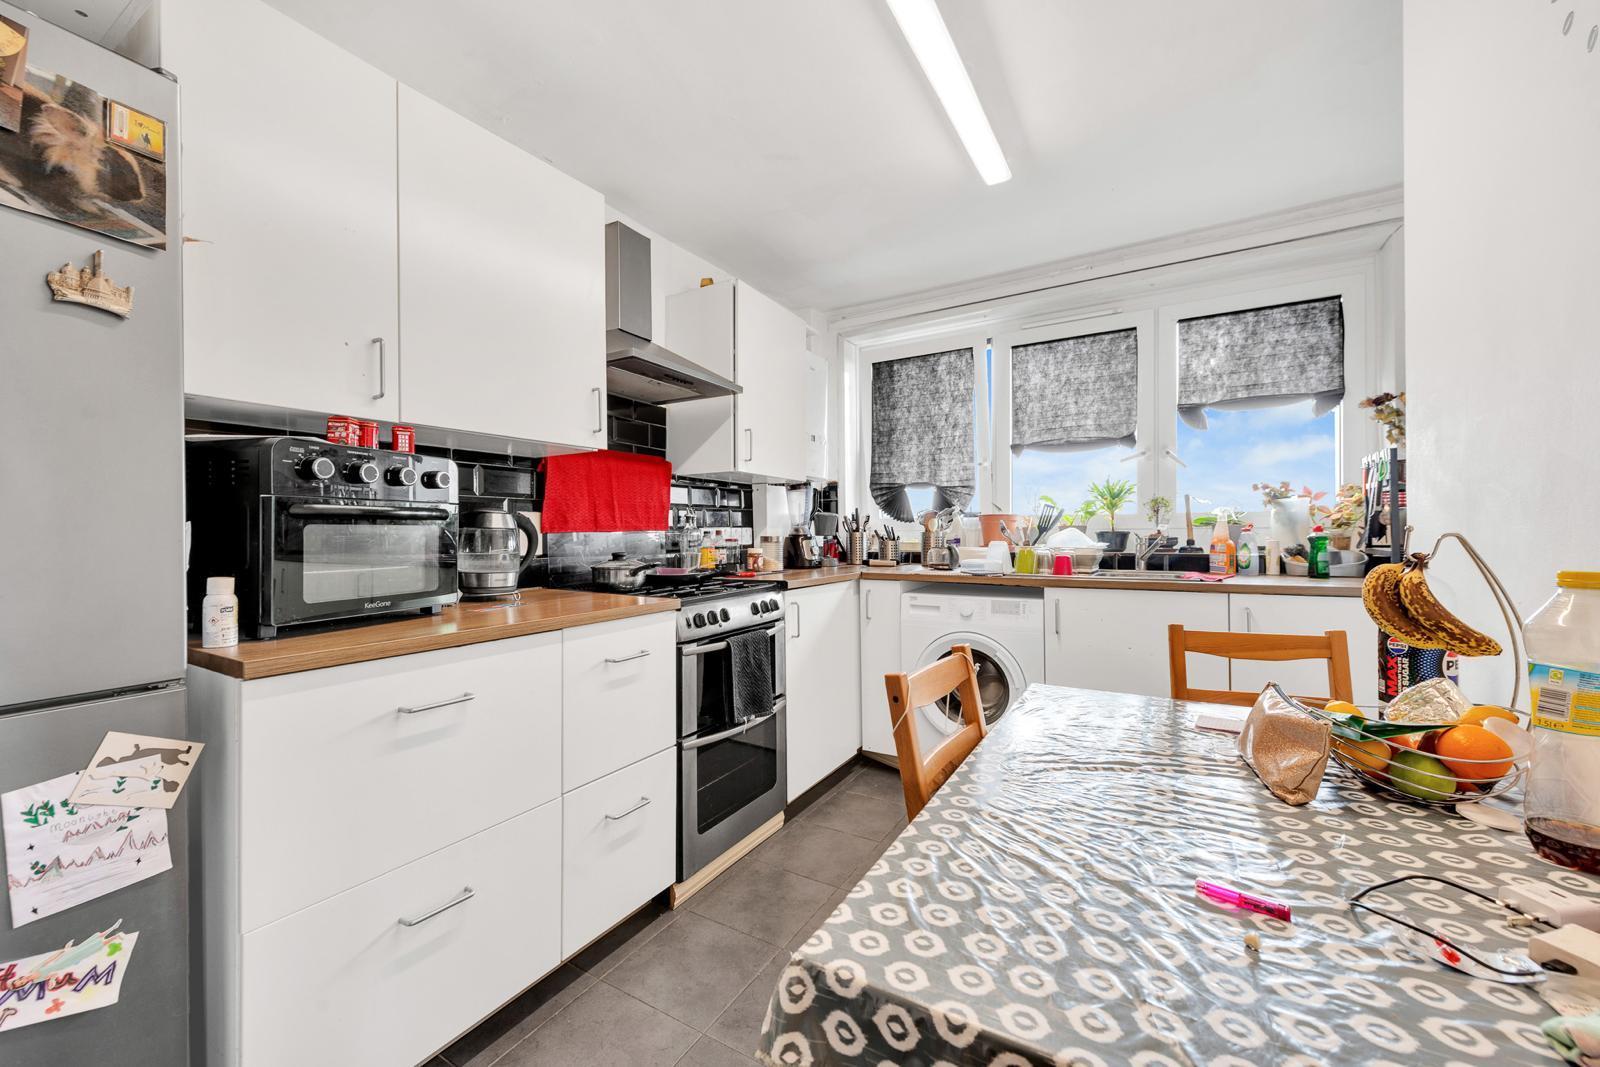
{"left": 900, "top": 585, "right": 1045, "bottom": 754}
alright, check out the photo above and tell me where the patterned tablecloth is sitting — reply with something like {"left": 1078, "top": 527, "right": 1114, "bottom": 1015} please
{"left": 759, "top": 685, "right": 1600, "bottom": 1066}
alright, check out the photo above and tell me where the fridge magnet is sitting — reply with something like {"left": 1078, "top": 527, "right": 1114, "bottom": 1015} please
{"left": 0, "top": 17, "right": 25, "bottom": 135}
{"left": 0, "top": 65, "right": 167, "bottom": 248}
{"left": 68, "top": 732, "right": 203, "bottom": 810}
{"left": 2, "top": 771, "right": 171, "bottom": 928}
{"left": 104, "top": 98, "right": 164, "bottom": 161}
{"left": 0, "top": 924, "right": 139, "bottom": 1032}
{"left": 45, "top": 250, "right": 134, "bottom": 318}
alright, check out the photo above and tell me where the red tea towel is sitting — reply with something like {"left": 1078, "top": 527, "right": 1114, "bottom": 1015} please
{"left": 541, "top": 451, "right": 671, "bottom": 533}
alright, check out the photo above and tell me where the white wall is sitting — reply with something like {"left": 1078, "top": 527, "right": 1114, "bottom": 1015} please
{"left": 1405, "top": 1, "right": 1600, "bottom": 705}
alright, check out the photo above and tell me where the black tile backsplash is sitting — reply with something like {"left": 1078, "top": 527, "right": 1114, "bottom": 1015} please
{"left": 608, "top": 396, "right": 667, "bottom": 457}
{"left": 545, "top": 531, "right": 670, "bottom": 586}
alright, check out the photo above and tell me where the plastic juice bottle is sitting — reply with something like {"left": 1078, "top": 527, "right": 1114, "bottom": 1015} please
{"left": 697, "top": 531, "right": 718, "bottom": 570}
{"left": 1208, "top": 524, "right": 1236, "bottom": 575}
{"left": 1307, "top": 525, "right": 1330, "bottom": 579}
{"left": 1524, "top": 570, "right": 1600, "bottom": 873}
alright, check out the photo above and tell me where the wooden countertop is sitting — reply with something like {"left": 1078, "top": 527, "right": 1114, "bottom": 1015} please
{"left": 188, "top": 589, "right": 679, "bottom": 680}
{"left": 855, "top": 565, "right": 1363, "bottom": 597}
{"left": 769, "top": 566, "right": 865, "bottom": 589}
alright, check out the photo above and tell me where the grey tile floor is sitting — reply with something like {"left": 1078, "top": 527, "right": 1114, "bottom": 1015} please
{"left": 428, "top": 761, "right": 907, "bottom": 1067}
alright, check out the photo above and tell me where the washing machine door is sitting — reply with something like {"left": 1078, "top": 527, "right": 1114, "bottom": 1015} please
{"left": 914, "top": 634, "right": 1026, "bottom": 737}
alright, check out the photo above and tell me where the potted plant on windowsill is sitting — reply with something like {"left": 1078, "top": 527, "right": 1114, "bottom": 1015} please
{"left": 1069, "top": 499, "right": 1099, "bottom": 534}
{"left": 1326, "top": 483, "right": 1364, "bottom": 550}
{"left": 1253, "top": 481, "right": 1327, "bottom": 549}
{"left": 1145, "top": 496, "right": 1172, "bottom": 531}
{"left": 1087, "top": 477, "right": 1137, "bottom": 551}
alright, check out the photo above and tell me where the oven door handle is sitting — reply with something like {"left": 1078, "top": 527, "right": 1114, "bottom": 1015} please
{"left": 680, "top": 621, "right": 783, "bottom": 656}
{"left": 288, "top": 503, "right": 454, "bottom": 521}
{"left": 682, "top": 710, "right": 777, "bottom": 750}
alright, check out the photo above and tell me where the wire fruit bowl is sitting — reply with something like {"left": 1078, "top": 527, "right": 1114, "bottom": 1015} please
{"left": 1307, "top": 706, "right": 1528, "bottom": 807}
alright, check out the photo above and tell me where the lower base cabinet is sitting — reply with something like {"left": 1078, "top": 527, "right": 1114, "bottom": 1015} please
{"left": 858, "top": 581, "right": 905, "bottom": 760}
{"left": 243, "top": 800, "right": 561, "bottom": 1065}
{"left": 1045, "top": 588, "right": 1230, "bottom": 697}
{"left": 786, "top": 582, "right": 861, "bottom": 800}
{"left": 562, "top": 747, "right": 678, "bottom": 957}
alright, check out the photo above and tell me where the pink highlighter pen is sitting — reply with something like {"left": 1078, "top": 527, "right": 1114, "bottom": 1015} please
{"left": 1195, "top": 878, "right": 1292, "bottom": 922}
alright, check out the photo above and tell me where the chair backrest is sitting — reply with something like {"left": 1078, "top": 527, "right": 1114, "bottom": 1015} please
{"left": 883, "top": 644, "right": 988, "bottom": 822}
{"left": 1167, "top": 624, "right": 1354, "bottom": 708}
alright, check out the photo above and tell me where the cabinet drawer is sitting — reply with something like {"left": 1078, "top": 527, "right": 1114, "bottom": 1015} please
{"left": 562, "top": 747, "right": 677, "bottom": 957}
{"left": 242, "top": 800, "right": 561, "bottom": 1067}
{"left": 563, "top": 614, "right": 676, "bottom": 789}
{"left": 241, "top": 635, "right": 561, "bottom": 930}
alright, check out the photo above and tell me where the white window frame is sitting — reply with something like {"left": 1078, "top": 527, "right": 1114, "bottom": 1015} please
{"left": 855, "top": 331, "right": 992, "bottom": 537}
{"left": 991, "top": 310, "right": 1158, "bottom": 515}
{"left": 1155, "top": 272, "right": 1371, "bottom": 523}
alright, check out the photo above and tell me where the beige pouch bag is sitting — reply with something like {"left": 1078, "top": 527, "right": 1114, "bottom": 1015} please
{"left": 1237, "top": 684, "right": 1331, "bottom": 806}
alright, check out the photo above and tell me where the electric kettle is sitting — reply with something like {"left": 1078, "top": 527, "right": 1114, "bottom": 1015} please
{"left": 458, "top": 508, "right": 539, "bottom": 598}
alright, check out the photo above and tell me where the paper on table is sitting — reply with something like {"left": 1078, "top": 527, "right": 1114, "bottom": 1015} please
{"left": 3, "top": 771, "right": 170, "bottom": 927}
{"left": 68, "top": 732, "right": 203, "bottom": 810}
{"left": 0, "top": 927, "right": 139, "bottom": 1032}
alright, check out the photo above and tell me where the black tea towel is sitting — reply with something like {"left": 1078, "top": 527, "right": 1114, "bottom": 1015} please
{"left": 726, "top": 629, "right": 774, "bottom": 724}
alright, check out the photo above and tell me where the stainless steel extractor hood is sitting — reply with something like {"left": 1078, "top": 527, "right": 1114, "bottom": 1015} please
{"left": 606, "top": 221, "right": 741, "bottom": 405}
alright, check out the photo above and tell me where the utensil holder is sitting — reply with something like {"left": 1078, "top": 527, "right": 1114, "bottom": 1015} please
{"left": 881, "top": 539, "right": 899, "bottom": 565}
{"left": 920, "top": 530, "right": 934, "bottom": 561}
{"left": 846, "top": 532, "right": 865, "bottom": 565}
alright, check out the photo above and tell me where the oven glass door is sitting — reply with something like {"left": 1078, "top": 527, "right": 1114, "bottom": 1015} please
{"left": 270, "top": 500, "right": 457, "bottom": 626}
{"left": 686, "top": 709, "right": 780, "bottom": 836}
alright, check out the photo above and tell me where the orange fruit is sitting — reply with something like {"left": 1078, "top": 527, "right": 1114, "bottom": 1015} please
{"left": 1333, "top": 737, "right": 1390, "bottom": 776}
{"left": 1435, "top": 724, "right": 1514, "bottom": 781}
{"left": 1459, "top": 705, "right": 1519, "bottom": 728}
{"left": 1324, "top": 700, "right": 1362, "bottom": 719}
{"left": 1389, "top": 732, "right": 1420, "bottom": 751}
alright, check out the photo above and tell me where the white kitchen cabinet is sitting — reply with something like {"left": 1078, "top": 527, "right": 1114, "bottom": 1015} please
{"left": 561, "top": 613, "right": 676, "bottom": 790}
{"left": 561, "top": 748, "right": 677, "bottom": 957}
{"left": 397, "top": 87, "right": 606, "bottom": 450}
{"left": 858, "top": 580, "right": 906, "bottom": 759}
{"left": 665, "top": 280, "right": 808, "bottom": 481}
{"left": 1228, "top": 593, "right": 1380, "bottom": 704}
{"left": 804, "top": 351, "right": 830, "bottom": 480}
{"left": 242, "top": 800, "right": 561, "bottom": 1067}
{"left": 786, "top": 582, "right": 861, "bottom": 800}
{"left": 1045, "top": 588, "right": 1231, "bottom": 698}
{"left": 164, "top": 0, "right": 399, "bottom": 419}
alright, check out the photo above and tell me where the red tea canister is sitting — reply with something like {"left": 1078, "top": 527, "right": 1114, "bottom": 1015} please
{"left": 326, "top": 415, "right": 359, "bottom": 446}
{"left": 390, "top": 425, "right": 416, "bottom": 453}
{"left": 358, "top": 420, "right": 380, "bottom": 449}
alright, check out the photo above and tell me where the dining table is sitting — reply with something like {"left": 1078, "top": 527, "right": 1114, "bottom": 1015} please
{"left": 758, "top": 684, "right": 1600, "bottom": 1066}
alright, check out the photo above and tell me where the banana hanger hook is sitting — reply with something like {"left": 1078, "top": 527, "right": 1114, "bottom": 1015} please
{"left": 1408, "top": 527, "right": 1529, "bottom": 712}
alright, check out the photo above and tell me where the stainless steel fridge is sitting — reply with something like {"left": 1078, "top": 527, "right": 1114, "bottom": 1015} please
{"left": 0, "top": 5, "right": 188, "bottom": 1063}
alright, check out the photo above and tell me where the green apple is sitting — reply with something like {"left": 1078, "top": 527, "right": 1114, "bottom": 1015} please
{"left": 1388, "top": 749, "right": 1456, "bottom": 802}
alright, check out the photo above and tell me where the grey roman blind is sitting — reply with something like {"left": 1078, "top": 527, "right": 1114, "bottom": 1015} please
{"left": 1177, "top": 297, "right": 1345, "bottom": 429}
{"left": 1010, "top": 328, "right": 1138, "bottom": 455}
{"left": 870, "top": 348, "right": 975, "bottom": 522}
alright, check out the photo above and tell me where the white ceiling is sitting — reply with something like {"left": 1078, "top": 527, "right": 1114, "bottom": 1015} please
{"left": 260, "top": 0, "right": 1401, "bottom": 313}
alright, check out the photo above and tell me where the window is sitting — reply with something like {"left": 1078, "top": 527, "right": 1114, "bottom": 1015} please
{"left": 860, "top": 336, "right": 990, "bottom": 525}
{"left": 1175, "top": 399, "right": 1336, "bottom": 517}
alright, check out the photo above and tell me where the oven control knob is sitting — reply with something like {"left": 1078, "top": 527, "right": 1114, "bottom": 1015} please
{"left": 692, "top": 613, "right": 706, "bottom": 628}
{"left": 386, "top": 465, "right": 418, "bottom": 487}
{"left": 344, "top": 460, "right": 379, "bottom": 485}
{"left": 299, "top": 455, "right": 336, "bottom": 481}
{"left": 421, "top": 469, "right": 453, "bottom": 490}
{"left": 718, "top": 608, "right": 731, "bottom": 623}
{"left": 750, "top": 603, "right": 761, "bottom": 616}
{"left": 764, "top": 599, "right": 779, "bottom": 612}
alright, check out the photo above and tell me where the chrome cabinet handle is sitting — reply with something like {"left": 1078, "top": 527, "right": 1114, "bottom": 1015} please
{"left": 604, "top": 796, "right": 651, "bottom": 821}
{"left": 397, "top": 886, "right": 474, "bottom": 927}
{"left": 605, "top": 649, "right": 651, "bottom": 664}
{"left": 397, "top": 692, "right": 475, "bottom": 715}
{"left": 1054, "top": 598, "right": 1061, "bottom": 636}
{"left": 791, "top": 603, "right": 801, "bottom": 639}
{"left": 745, "top": 428, "right": 754, "bottom": 462}
{"left": 593, "top": 388, "right": 604, "bottom": 434}
{"left": 1243, "top": 606, "right": 1255, "bottom": 632}
{"left": 372, "top": 337, "right": 387, "bottom": 400}
{"left": 864, "top": 589, "right": 872, "bottom": 621}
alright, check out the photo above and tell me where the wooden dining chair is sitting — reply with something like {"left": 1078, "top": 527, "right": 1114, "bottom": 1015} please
{"left": 883, "top": 644, "right": 988, "bottom": 822}
{"left": 1167, "top": 624, "right": 1354, "bottom": 708}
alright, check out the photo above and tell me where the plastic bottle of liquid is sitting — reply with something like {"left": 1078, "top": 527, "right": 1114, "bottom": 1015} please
{"left": 1307, "top": 525, "right": 1330, "bottom": 579}
{"left": 201, "top": 576, "right": 238, "bottom": 649}
{"left": 1523, "top": 570, "right": 1600, "bottom": 874}
{"left": 1237, "top": 524, "right": 1256, "bottom": 574}
{"left": 697, "top": 530, "right": 718, "bottom": 570}
{"left": 1208, "top": 524, "right": 1236, "bottom": 575}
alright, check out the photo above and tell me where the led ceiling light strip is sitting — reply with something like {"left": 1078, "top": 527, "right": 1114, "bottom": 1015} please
{"left": 886, "top": 0, "right": 1012, "bottom": 185}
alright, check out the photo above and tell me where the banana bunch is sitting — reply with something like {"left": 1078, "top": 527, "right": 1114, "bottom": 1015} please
{"left": 1362, "top": 554, "right": 1503, "bottom": 656}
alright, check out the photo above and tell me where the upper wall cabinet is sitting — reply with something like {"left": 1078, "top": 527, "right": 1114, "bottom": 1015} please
{"left": 804, "top": 350, "right": 829, "bottom": 480}
{"left": 397, "top": 88, "right": 606, "bottom": 451}
{"left": 665, "top": 281, "right": 807, "bottom": 482}
{"left": 164, "top": 0, "right": 400, "bottom": 420}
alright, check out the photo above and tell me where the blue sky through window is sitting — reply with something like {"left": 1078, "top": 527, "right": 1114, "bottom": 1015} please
{"left": 1012, "top": 447, "right": 1136, "bottom": 519}
{"left": 1176, "top": 399, "right": 1336, "bottom": 516}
